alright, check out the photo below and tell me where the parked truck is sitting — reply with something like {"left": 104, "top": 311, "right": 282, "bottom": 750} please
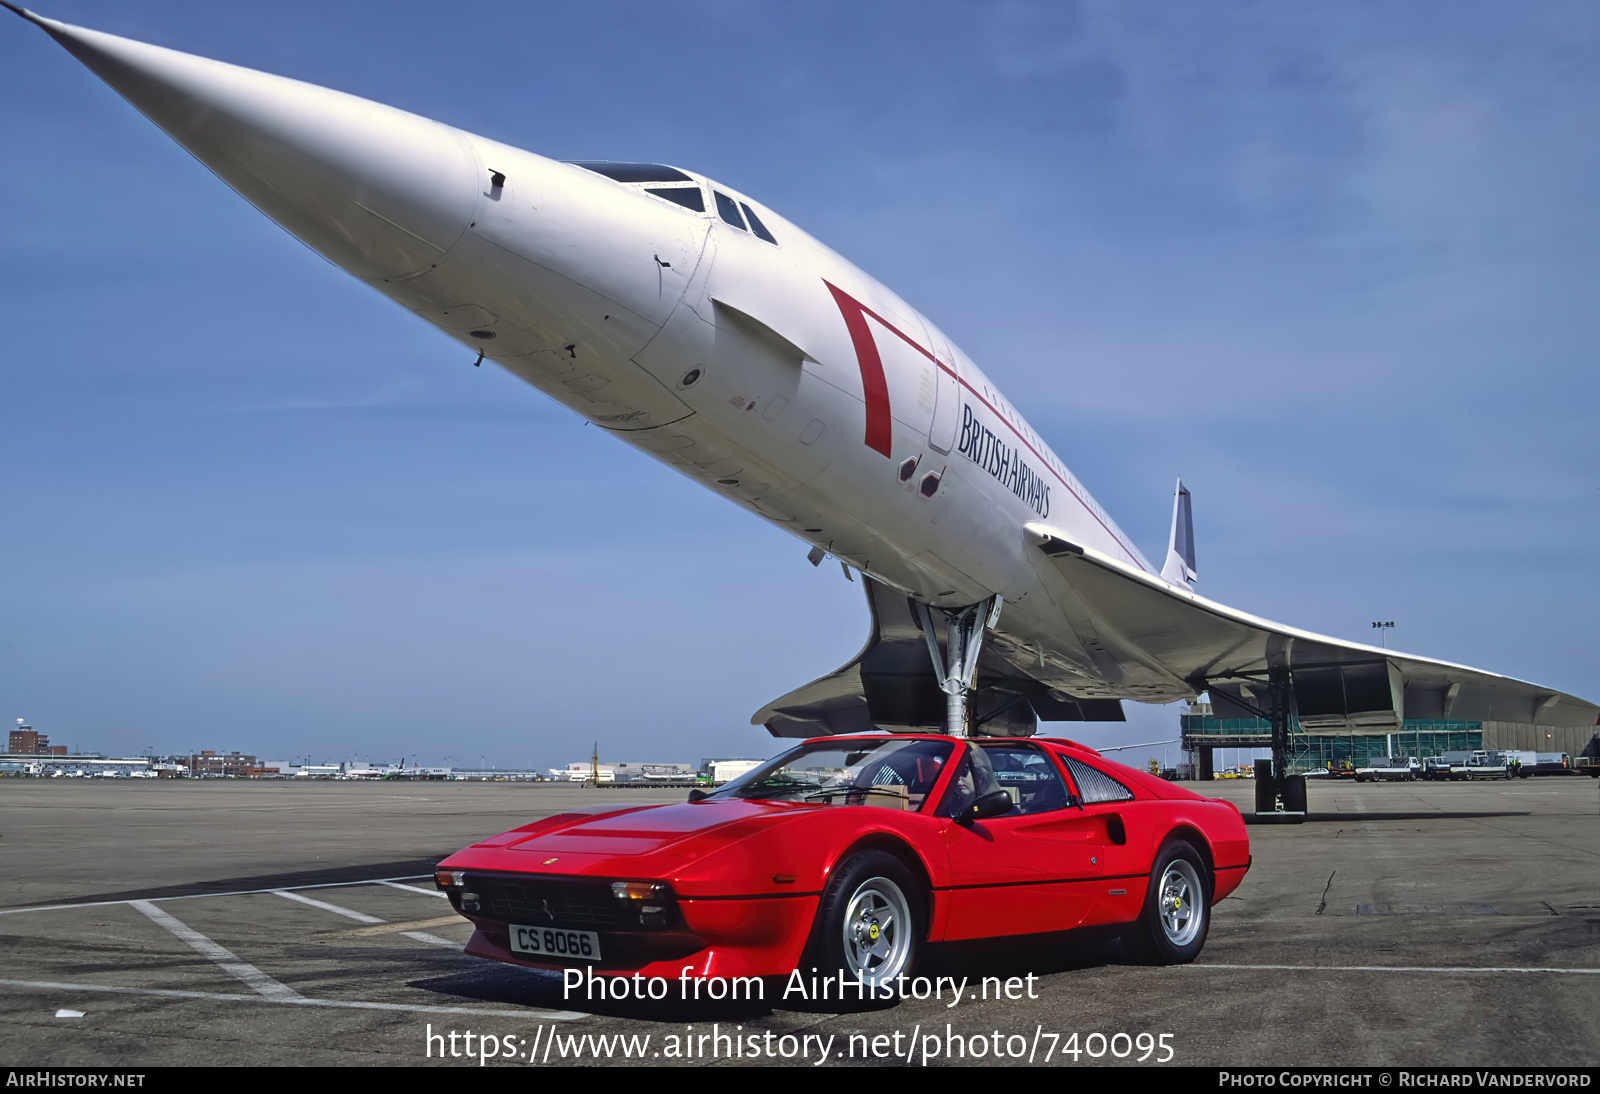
{"left": 1528, "top": 752, "right": 1572, "bottom": 776}
{"left": 1355, "top": 756, "right": 1421, "bottom": 782}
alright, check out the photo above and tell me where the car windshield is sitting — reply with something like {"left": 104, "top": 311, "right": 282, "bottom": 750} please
{"left": 707, "top": 738, "right": 954, "bottom": 811}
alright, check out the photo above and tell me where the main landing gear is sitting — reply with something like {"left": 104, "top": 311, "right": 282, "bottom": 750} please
{"left": 1252, "top": 668, "right": 1306, "bottom": 823}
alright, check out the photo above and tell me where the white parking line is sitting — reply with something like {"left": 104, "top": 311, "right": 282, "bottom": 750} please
{"left": 0, "top": 978, "right": 585, "bottom": 1020}
{"left": 274, "top": 886, "right": 464, "bottom": 950}
{"left": 1196, "top": 963, "right": 1600, "bottom": 975}
{"left": 130, "top": 900, "right": 303, "bottom": 1000}
{"left": 377, "top": 880, "right": 448, "bottom": 899}
{"left": 273, "top": 889, "right": 384, "bottom": 923}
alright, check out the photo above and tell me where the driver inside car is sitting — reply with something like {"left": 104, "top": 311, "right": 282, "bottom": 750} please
{"left": 936, "top": 745, "right": 1007, "bottom": 819}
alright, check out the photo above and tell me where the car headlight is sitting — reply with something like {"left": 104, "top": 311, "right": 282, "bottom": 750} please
{"left": 611, "top": 880, "right": 675, "bottom": 929}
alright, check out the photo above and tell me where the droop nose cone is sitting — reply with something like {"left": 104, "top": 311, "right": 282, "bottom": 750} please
{"left": 18, "top": 8, "right": 479, "bottom": 281}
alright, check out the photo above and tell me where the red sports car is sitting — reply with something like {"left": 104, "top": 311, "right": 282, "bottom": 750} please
{"left": 435, "top": 734, "right": 1249, "bottom": 989}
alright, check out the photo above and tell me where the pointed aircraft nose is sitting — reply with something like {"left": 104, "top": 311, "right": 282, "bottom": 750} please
{"left": 11, "top": 5, "right": 480, "bottom": 281}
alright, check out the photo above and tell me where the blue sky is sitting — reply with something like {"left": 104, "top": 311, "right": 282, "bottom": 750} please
{"left": 2, "top": 1, "right": 1596, "bottom": 771}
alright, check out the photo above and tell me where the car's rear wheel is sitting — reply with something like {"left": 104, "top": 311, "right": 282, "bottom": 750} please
{"left": 812, "top": 851, "right": 922, "bottom": 995}
{"left": 1123, "top": 839, "right": 1211, "bottom": 965}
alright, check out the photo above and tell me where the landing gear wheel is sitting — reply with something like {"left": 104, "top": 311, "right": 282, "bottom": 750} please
{"left": 811, "top": 851, "right": 923, "bottom": 998}
{"left": 1124, "top": 839, "right": 1211, "bottom": 965}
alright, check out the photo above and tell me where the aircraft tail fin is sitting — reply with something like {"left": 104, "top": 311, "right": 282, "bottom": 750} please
{"left": 1160, "top": 479, "right": 1197, "bottom": 590}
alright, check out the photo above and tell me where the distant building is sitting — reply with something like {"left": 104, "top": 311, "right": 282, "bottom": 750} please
{"left": 184, "top": 750, "right": 259, "bottom": 778}
{"left": 550, "top": 762, "right": 614, "bottom": 782}
{"left": 610, "top": 762, "right": 695, "bottom": 783}
{"left": 1180, "top": 704, "right": 1600, "bottom": 779}
{"left": 341, "top": 761, "right": 402, "bottom": 778}
{"left": 9, "top": 723, "right": 64, "bottom": 755}
{"left": 701, "top": 757, "right": 764, "bottom": 783}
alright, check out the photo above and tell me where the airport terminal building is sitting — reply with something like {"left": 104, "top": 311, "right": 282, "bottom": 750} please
{"left": 1180, "top": 702, "right": 1599, "bottom": 777}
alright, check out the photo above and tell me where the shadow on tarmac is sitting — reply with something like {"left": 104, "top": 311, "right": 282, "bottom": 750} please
{"left": 4, "top": 857, "right": 453, "bottom": 908}
{"left": 1244, "top": 811, "right": 1530, "bottom": 825}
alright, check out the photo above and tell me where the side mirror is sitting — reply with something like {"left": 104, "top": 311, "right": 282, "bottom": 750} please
{"left": 687, "top": 788, "right": 710, "bottom": 802}
{"left": 958, "top": 790, "right": 1014, "bottom": 826}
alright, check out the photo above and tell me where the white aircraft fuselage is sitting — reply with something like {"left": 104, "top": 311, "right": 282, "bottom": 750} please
{"left": 16, "top": 8, "right": 1596, "bottom": 744}
{"left": 417, "top": 149, "right": 1158, "bottom": 701}
{"left": 400, "top": 143, "right": 1169, "bottom": 709}
{"left": 10, "top": 9, "right": 1159, "bottom": 703}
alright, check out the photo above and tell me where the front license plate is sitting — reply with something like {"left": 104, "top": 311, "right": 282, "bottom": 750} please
{"left": 510, "top": 924, "right": 602, "bottom": 962}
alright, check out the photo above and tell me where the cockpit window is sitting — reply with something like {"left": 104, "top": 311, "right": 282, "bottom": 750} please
{"left": 741, "top": 202, "right": 778, "bottom": 244}
{"left": 646, "top": 186, "right": 705, "bottom": 212}
{"left": 569, "top": 161, "right": 693, "bottom": 183}
{"left": 714, "top": 190, "right": 747, "bottom": 230}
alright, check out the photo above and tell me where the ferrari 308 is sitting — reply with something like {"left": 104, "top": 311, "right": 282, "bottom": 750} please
{"left": 435, "top": 734, "right": 1249, "bottom": 990}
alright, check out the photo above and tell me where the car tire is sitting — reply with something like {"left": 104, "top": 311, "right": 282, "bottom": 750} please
{"left": 1123, "top": 839, "right": 1211, "bottom": 965}
{"left": 810, "top": 851, "right": 923, "bottom": 996}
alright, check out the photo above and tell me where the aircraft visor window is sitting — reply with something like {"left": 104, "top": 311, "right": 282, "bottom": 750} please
{"left": 646, "top": 186, "right": 706, "bottom": 213}
{"left": 714, "top": 190, "right": 748, "bottom": 230}
{"left": 740, "top": 202, "right": 778, "bottom": 244}
{"left": 568, "top": 161, "right": 694, "bottom": 183}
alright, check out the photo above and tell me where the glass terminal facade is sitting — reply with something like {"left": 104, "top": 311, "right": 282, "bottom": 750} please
{"left": 1180, "top": 711, "right": 1484, "bottom": 772}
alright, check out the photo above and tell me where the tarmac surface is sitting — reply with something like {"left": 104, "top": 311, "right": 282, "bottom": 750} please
{"left": 1, "top": 775, "right": 1597, "bottom": 1067}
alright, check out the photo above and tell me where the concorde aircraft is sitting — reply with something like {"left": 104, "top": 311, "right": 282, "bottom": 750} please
{"left": 10, "top": 7, "right": 1596, "bottom": 808}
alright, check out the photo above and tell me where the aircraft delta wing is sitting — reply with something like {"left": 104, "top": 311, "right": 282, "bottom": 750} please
{"left": 11, "top": 8, "right": 1596, "bottom": 766}
{"left": 1021, "top": 521, "right": 1599, "bottom": 733}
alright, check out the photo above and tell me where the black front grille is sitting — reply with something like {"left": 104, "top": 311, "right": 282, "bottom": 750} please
{"left": 469, "top": 876, "right": 624, "bottom": 928}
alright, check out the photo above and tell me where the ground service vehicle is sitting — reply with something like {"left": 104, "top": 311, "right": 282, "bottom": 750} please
{"left": 1422, "top": 756, "right": 1454, "bottom": 781}
{"left": 1527, "top": 752, "right": 1571, "bottom": 776}
{"left": 1355, "top": 757, "right": 1420, "bottom": 782}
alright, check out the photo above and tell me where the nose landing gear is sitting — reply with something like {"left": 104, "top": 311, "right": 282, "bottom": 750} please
{"left": 911, "top": 596, "right": 1003, "bottom": 736}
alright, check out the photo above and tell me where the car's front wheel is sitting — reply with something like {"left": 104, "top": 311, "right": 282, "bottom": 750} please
{"left": 812, "top": 851, "right": 923, "bottom": 996}
{"left": 1124, "top": 839, "right": 1211, "bottom": 965}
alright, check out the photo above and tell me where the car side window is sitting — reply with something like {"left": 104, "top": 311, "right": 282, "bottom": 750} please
{"left": 980, "top": 744, "right": 1071, "bottom": 815}
{"left": 1059, "top": 755, "right": 1135, "bottom": 804}
{"left": 936, "top": 745, "right": 1004, "bottom": 818}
